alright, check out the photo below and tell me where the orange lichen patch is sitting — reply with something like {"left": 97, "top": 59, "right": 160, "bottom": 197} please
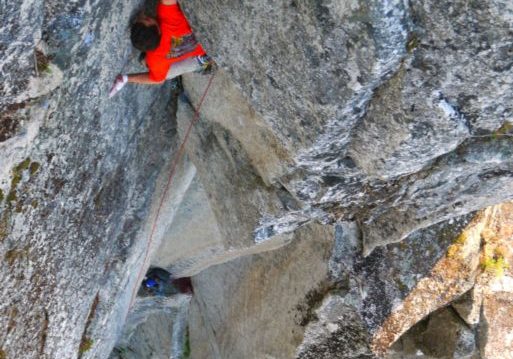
{"left": 371, "top": 209, "right": 488, "bottom": 355}
{"left": 494, "top": 244, "right": 510, "bottom": 259}
{"left": 484, "top": 202, "right": 513, "bottom": 241}
{"left": 478, "top": 204, "right": 513, "bottom": 280}
{"left": 372, "top": 258, "right": 477, "bottom": 355}
{"left": 446, "top": 232, "right": 468, "bottom": 259}
{"left": 372, "top": 202, "right": 513, "bottom": 355}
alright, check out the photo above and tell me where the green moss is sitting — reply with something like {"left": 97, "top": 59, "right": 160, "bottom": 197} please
{"left": 295, "top": 281, "right": 336, "bottom": 327}
{"left": 29, "top": 162, "right": 40, "bottom": 176}
{"left": 31, "top": 200, "right": 38, "bottom": 209}
{"left": 14, "top": 158, "right": 31, "bottom": 173}
{"left": 406, "top": 32, "right": 419, "bottom": 53}
{"left": 5, "top": 247, "right": 28, "bottom": 267}
{"left": 6, "top": 190, "right": 16, "bottom": 203}
{"left": 8, "top": 158, "right": 31, "bottom": 203}
{"left": 0, "top": 189, "right": 3, "bottom": 203}
{"left": 10, "top": 173, "right": 22, "bottom": 191}
{"left": 182, "top": 328, "right": 191, "bottom": 359}
{"left": 113, "top": 346, "right": 130, "bottom": 357}
{"left": 14, "top": 202, "right": 23, "bottom": 213}
{"left": 487, "top": 121, "right": 513, "bottom": 140}
{"left": 6, "top": 158, "right": 41, "bottom": 208}
{"left": 35, "top": 50, "right": 51, "bottom": 75}
{"left": 79, "top": 338, "right": 93, "bottom": 354}
{"left": 394, "top": 278, "right": 408, "bottom": 293}
{"left": 481, "top": 254, "right": 509, "bottom": 277}
{"left": 0, "top": 348, "right": 5, "bottom": 359}
{"left": 0, "top": 213, "right": 10, "bottom": 242}
{"left": 495, "top": 121, "right": 513, "bottom": 135}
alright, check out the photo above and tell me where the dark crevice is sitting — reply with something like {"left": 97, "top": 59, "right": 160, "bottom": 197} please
{"left": 448, "top": 302, "right": 473, "bottom": 331}
{"left": 39, "top": 309, "right": 49, "bottom": 355}
{"left": 295, "top": 280, "right": 341, "bottom": 327}
{"left": 276, "top": 183, "right": 302, "bottom": 211}
{"left": 78, "top": 292, "right": 99, "bottom": 358}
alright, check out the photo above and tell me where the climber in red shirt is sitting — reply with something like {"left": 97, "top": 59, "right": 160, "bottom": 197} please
{"left": 109, "top": 0, "right": 214, "bottom": 97}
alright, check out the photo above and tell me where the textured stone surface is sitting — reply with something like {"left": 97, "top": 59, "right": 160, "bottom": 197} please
{"left": 0, "top": 1, "right": 187, "bottom": 358}
{"left": 109, "top": 295, "right": 190, "bottom": 359}
{"left": 387, "top": 307, "right": 478, "bottom": 359}
{"left": 297, "top": 295, "right": 375, "bottom": 359}
{"left": 3, "top": 0, "right": 513, "bottom": 358}
{"left": 374, "top": 202, "right": 513, "bottom": 358}
{"left": 188, "top": 222, "right": 333, "bottom": 359}
{"left": 150, "top": 174, "right": 226, "bottom": 277}
{"left": 184, "top": 0, "right": 513, "bottom": 254}
{"left": 179, "top": 214, "right": 478, "bottom": 358}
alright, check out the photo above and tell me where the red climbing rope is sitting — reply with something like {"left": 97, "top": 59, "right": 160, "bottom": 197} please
{"left": 128, "top": 73, "right": 216, "bottom": 310}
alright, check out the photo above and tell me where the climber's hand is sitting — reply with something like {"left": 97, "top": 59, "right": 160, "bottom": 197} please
{"left": 109, "top": 74, "right": 128, "bottom": 98}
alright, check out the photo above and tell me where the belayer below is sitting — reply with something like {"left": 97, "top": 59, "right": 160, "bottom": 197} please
{"left": 109, "top": 0, "right": 215, "bottom": 98}
{"left": 141, "top": 267, "right": 193, "bottom": 296}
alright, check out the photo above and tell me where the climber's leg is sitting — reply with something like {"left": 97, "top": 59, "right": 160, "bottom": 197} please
{"left": 166, "top": 57, "right": 203, "bottom": 80}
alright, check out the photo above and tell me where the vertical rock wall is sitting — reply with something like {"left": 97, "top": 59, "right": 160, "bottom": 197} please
{"left": 2, "top": 0, "right": 513, "bottom": 358}
{"left": 1, "top": 0, "right": 186, "bottom": 358}
{"left": 184, "top": 0, "right": 513, "bottom": 254}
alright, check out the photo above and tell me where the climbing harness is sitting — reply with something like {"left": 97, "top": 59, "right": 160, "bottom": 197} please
{"left": 128, "top": 73, "right": 216, "bottom": 310}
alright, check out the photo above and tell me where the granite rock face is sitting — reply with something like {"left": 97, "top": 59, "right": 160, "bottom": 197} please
{"left": 184, "top": 0, "right": 513, "bottom": 254}
{"left": 1, "top": 0, "right": 185, "bottom": 358}
{"left": 2, "top": 0, "right": 513, "bottom": 358}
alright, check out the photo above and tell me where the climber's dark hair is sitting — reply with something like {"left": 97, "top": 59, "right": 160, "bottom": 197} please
{"left": 130, "top": 22, "right": 160, "bottom": 51}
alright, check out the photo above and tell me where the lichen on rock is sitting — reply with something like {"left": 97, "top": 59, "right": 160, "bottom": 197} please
{"left": 2, "top": 0, "right": 513, "bottom": 358}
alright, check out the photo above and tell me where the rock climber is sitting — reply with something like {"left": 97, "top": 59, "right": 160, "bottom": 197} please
{"left": 109, "top": 0, "right": 214, "bottom": 97}
{"left": 142, "top": 267, "right": 193, "bottom": 296}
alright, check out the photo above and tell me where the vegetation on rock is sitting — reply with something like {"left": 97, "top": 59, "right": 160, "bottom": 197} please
{"left": 78, "top": 338, "right": 93, "bottom": 354}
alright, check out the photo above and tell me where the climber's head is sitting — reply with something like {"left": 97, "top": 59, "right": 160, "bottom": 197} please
{"left": 131, "top": 13, "right": 161, "bottom": 51}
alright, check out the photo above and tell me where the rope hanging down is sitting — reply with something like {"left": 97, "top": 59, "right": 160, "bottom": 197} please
{"left": 129, "top": 73, "right": 216, "bottom": 310}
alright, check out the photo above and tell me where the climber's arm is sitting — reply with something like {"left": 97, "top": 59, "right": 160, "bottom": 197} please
{"left": 160, "top": 0, "right": 177, "bottom": 5}
{"left": 108, "top": 72, "right": 164, "bottom": 97}
{"left": 127, "top": 73, "right": 165, "bottom": 85}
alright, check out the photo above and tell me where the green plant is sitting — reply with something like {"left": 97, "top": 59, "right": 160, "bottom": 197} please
{"left": 114, "top": 346, "right": 128, "bottom": 357}
{"left": 79, "top": 338, "right": 93, "bottom": 354}
{"left": 35, "top": 50, "right": 51, "bottom": 75}
{"left": 481, "top": 254, "right": 509, "bottom": 277}
{"left": 112, "top": 345, "right": 136, "bottom": 359}
{"left": 11, "top": 158, "right": 30, "bottom": 187}
{"left": 472, "top": 121, "right": 513, "bottom": 140}
{"left": 6, "top": 190, "right": 16, "bottom": 203}
{"left": 182, "top": 329, "right": 191, "bottom": 359}
{"left": 447, "top": 232, "right": 468, "bottom": 259}
{"left": 29, "top": 162, "right": 40, "bottom": 176}
{"left": 406, "top": 32, "right": 419, "bottom": 53}
{"left": 5, "top": 247, "right": 28, "bottom": 267}
{"left": 493, "top": 121, "right": 513, "bottom": 138}
{"left": 7, "top": 158, "right": 31, "bottom": 204}
{"left": 0, "top": 212, "right": 10, "bottom": 242}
